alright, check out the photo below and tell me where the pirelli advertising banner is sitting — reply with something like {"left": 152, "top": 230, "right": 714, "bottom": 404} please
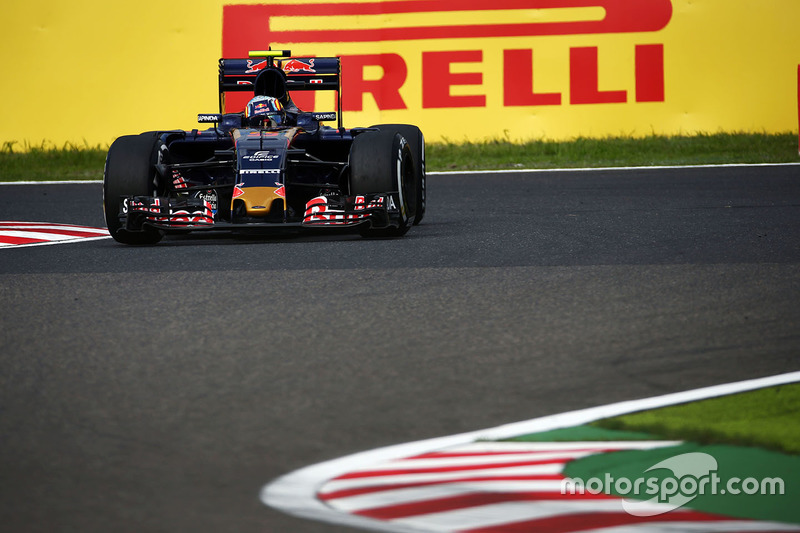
{"left": 3, "top": 0, "right": 800, "bottom": 146}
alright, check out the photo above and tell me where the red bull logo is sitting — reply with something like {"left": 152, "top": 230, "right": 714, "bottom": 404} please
{"left": 245, "top": 59, "right": 268, "bottom": 74}
{"left": 282, "top": 58, "right": 316, "bottom": 74}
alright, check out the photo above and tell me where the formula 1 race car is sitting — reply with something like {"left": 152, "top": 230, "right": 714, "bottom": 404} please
{"left": 103, "top": 49, "right": 425, "bottom": 244}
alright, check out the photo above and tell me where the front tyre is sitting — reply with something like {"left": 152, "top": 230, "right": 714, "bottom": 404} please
{"left": 370, "top": 124, "right": 425, "bottom": 225}
{"left": 103, "top": 133, "right": 163, "bottom": 245}
{"left": 349, "top": 130, "right": 415, "bottom": 238}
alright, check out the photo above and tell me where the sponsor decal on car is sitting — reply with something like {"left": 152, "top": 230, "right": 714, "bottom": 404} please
{"left": 197, "top": 114, "right": 221, "bottom": 123}
{"left": 244, "top": 150, "right": 280, "bottom": 162}
{"left": 128, "top": 198, "right": 214, "bottom": 227}
{"left": 311, "top": 112, "right": 336, "bottom": 121}
{"left": 240, "top": 169, "right": 281, "bottom": 174}
{"left": 245, "top": 59, "right": 269, "bottom": 74}
{"left": 282, "top": 58, "right": 315, "bottom": 73}
{"left": 193, "top": 190, "right": 219, "bottom": 214}
{"left": 302, "top": 195, "right": 388, "bottom": 225}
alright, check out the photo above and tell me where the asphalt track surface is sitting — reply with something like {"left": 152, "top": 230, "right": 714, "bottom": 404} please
{"left": 1, "top": 165, "right": 800, "bottom": 533}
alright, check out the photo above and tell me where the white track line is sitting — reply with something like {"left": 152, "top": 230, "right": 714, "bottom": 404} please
{"left": 427, "top": 162, "right": 800, "bottom": 175}
{"left": 1, "top": 161, "right": 800, "bottom": 185}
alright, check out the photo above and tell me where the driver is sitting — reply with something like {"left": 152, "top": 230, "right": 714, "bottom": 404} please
{"left": 244, "top": 95, "right": 286, "bottom": 129}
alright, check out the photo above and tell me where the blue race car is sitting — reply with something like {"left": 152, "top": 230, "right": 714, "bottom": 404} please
{"left": 103, "top": 49, "right": 425, "bottom": 245}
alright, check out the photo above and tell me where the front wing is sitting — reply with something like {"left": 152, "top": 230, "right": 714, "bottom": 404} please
{"left": 116, "top": 193, "right": 403, "bottom": 234}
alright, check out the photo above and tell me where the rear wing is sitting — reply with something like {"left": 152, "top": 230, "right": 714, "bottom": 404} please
{"left": 219, "top": 49, "right": 342, "bottom": 128}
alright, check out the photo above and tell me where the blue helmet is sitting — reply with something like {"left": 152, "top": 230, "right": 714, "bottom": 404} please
{"left": 245, "top": 96, "right": 285, "bottom": 128}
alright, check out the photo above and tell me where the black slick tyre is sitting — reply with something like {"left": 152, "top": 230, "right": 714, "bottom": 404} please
{"left": 349, "top": 130, "right": 415, "bottom": 238}
{"left": 103, "top": 133, "right": 163, "bottom": 245}
{"left": 370, "top": 124, "right": 425, "bottom": 225}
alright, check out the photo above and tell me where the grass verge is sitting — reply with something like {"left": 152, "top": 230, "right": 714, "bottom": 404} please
{"left": 2, "top": 132, "right": 798, "bottom": 182}
{"left": 593, "top": 383, "right": 800, "bottom": 455}
{"left": 1, "top": 141, "right": 107, "bottom": 182}
{"left": 428, "top": 132, "right": 800, "bottom": 171}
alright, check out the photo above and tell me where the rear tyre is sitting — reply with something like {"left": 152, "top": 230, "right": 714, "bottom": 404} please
{"left": 103, "top": 133, "right": 164, "bottom": 245}
{"left": 349, "top": 130, "right": 415, "bottom": 238}
{"left": 371, "top": 124, "right": 425, "bottom": 225}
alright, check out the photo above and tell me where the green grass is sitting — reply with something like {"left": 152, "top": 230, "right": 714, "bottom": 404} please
{"left": 593, "top": 384, "right": 800, "bottom": 455}
{"left": 428, "top": 132, "right": 800, "bottom": 171}
{"left": 2, "top": 132, "right": 799, "bottom": 181}
{"left": 1, "top": 141, "right": 108, "bottom": 182}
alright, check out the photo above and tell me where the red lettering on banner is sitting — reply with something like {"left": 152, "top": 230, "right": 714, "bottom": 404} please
{"left": 221, "top": 3, "right": 670, "bottom": 113}
{"left": 222, "top": 1, "right": 672, "bottom": 49}
{"left": 341, "top": 54, "right": 408, "bottom": 111}
{"left": 635, "top": 44, "right": 665, "bottom": 102}
{"left": 570, "top": 47, "right": 627, "bottom": 105}
{"left": 422, "top": 51, "right": 485, "bottom": 109}
{"left": 504, "top": 49, "right": 561, "bottom": 107}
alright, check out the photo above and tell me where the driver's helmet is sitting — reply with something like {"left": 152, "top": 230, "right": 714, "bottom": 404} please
{"left": 245, "top": 95, "right": 285, "bottom": 128}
